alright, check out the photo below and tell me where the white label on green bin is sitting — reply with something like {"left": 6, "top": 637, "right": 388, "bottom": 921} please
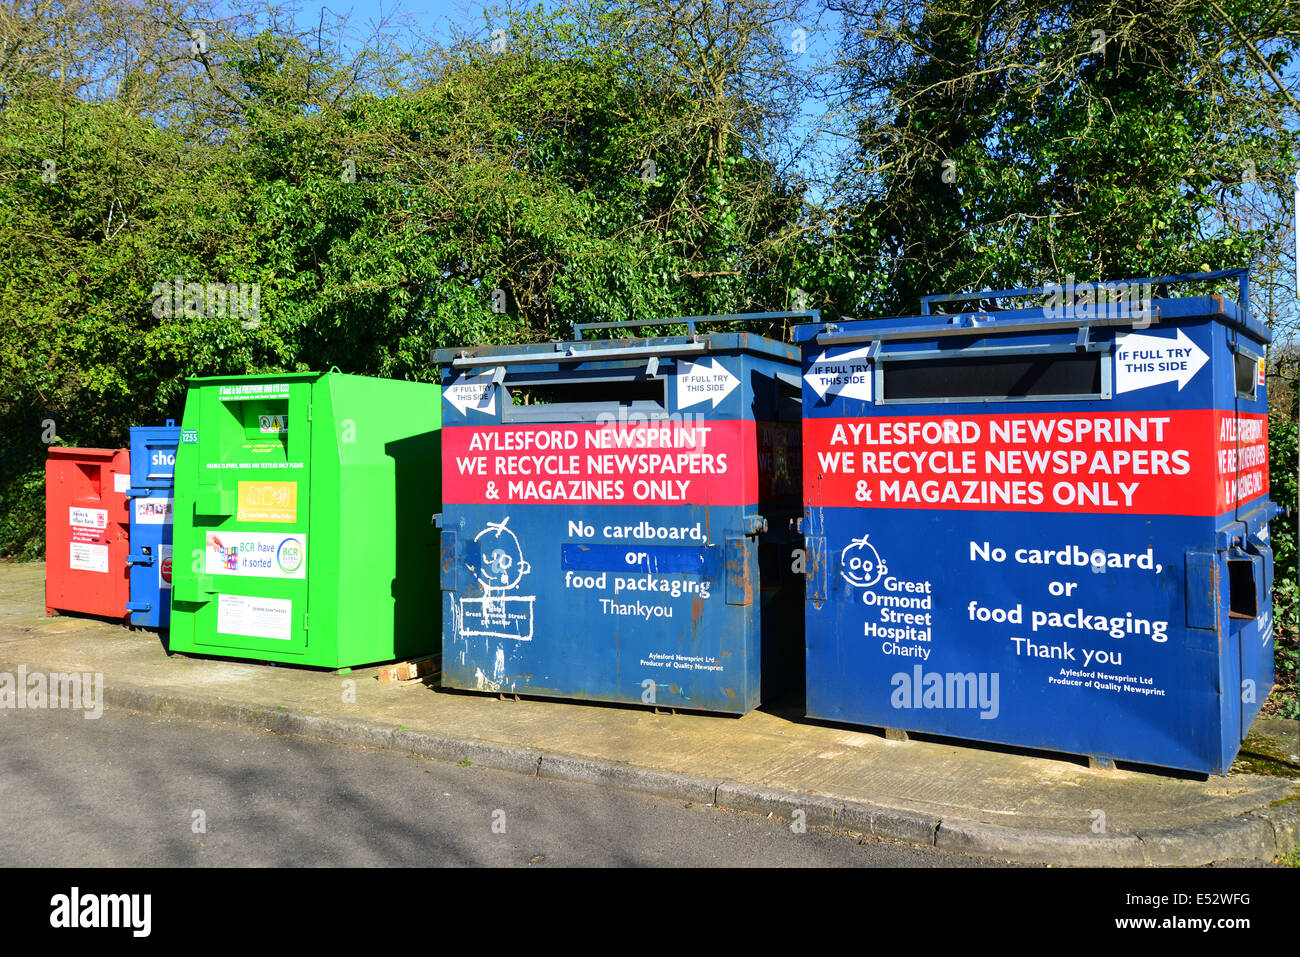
{"left": 216, "top": 594, "right": 291, "bottom": 641}
{"left": 204, "top": 532, "right": 306, "bottom": 579}
{"left": 218, "top": 383, "right": 291, "bottom": 401}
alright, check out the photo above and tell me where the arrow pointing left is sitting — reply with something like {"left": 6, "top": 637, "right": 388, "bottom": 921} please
{"left": 445, "top": 372, "right": 498, "bottom": 416}
{"left": 805, "top": 346, "right": 874, "bottom": 402}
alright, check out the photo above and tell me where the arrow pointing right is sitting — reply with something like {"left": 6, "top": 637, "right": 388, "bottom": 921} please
{"left": 677, "top": 358, "right": 740, "bottom": 409}
{"left": 1114, "top": 328, "right": 1209, "bottom": 394}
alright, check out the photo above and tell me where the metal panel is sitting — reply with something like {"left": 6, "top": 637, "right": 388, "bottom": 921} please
{"left": 1184, "top": 552, "right": 1219, "bottom": 630}
{"left": 440, "top": 530, "right": 459, "bottom": 591}
{"left": 725, "top": 538, "right": 755, "bottom": 606}
{"left": 805, "top": 536, "right": 827, "bottom": 603}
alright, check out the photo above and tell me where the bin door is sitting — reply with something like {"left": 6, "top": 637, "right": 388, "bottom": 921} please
{"left": 142, "top": 433, "right": 179, "bottom": 487}
{"left": 1228, "top": 337, "right": 1272, "bottom": 739}
{"left": 189, "top": 380, "right": 313, "bottom": 655}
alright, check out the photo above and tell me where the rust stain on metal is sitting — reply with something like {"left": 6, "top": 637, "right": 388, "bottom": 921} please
{"left": 725, "top": 545, "right": 755, "bottom": 604}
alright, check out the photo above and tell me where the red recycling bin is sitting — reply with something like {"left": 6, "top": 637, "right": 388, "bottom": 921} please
{"left": 45, "top": 447, "right": 131, "bottom": 619}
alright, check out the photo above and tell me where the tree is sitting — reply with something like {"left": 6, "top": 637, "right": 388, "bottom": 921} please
{"left": 829, "top": 0, "right": 1300, "bottom": 314}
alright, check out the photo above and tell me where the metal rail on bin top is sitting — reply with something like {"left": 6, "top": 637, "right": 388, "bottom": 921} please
{"left": 918, "top": 268, "right": 1250, "bottom": 318}
{"left": 572, "top": 310, "right": 818, "bottom": 339}
{"left": 439, "top": 310, "right": 819, "bottom": 369}
{"left": 810, "top": 269, "right": 1265, "bottom": 350}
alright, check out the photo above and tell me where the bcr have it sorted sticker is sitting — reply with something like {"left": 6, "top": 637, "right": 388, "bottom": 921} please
{"left": 205, "top": 532, "right": 306, "bottom": 579}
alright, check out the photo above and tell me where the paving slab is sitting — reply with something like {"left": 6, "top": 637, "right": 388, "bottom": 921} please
{"left": 2, "top": 561, "right": 1296, "bottom": 865}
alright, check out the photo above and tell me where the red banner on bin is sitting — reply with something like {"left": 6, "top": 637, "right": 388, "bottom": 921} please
{"left": 444, "top": 420, "right": 757, "bottom": 505}
{"left": 803, "top": 409, "right": 1268, "bottom": 516}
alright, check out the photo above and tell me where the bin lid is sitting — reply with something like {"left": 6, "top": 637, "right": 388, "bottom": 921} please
{"left": 185, "top": 371, "right": 325, "bottom": 385}
{"left": 47, "top": 447, "right": 126, "bottom": 460}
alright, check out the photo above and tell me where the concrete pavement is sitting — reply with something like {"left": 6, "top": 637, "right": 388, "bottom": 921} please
{"left": 1, "top": 705, "right": 997, "bottom": 866}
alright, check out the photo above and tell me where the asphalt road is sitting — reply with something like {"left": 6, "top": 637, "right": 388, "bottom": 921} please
{"left": 0, "top": 705, "right": 997, "bottom": 867}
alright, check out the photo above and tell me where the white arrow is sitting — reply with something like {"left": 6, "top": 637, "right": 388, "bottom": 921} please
{"left": 1114, "top": 328, "right": 1208, "bottom": 393}
{"left": 805, "top": 346, "right": 874, "bottom": 401}
{"left": 445, "top": 372, "right": 498, "bottom": 416}
{"left": 676, "top": 358, "right": 739, "bottom": 409}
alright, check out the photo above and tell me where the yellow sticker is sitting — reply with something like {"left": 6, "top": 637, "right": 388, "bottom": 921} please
{"left": 237, "top": 480, "right": 298, "bottom": 523}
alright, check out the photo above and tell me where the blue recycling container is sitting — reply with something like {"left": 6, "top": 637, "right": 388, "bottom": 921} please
{"left": 126, "top": 421, "right": 180, "bottom": 628}
{"left": 432, "top": 313, "right": 810, "bottom": 713}
{"left": 794, "top": 270, "right": 1277, "bottom": 773}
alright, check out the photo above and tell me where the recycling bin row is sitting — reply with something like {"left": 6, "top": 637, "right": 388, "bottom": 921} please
{"left": 44, "top": 372, "right": 443, "bottom": 674}
{"left": 42, "top": 274, "right": 1280, "bottom": 774}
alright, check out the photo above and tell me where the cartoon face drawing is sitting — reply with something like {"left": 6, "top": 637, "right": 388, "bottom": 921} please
{"left": 473, "top": 518, "right": 530, "bottom": 590}
{"left": 840, "top": 535, "right": 886, "bottom": 588}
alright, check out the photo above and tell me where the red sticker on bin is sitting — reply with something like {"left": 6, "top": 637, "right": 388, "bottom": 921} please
{"left": 444, "top": 420, "right": 757, "bottom": 505}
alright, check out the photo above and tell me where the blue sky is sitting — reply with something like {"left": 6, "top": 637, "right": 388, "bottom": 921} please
{"left": 293, "top": 0, "right": 480, "bottom": 38}
{"left": 271, "top": 0, "right": 846, "bottom": 185}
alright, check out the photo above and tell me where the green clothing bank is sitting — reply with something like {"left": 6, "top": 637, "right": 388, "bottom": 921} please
{"left": 168, "top": 373, "right": 441, "bottom": 667}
